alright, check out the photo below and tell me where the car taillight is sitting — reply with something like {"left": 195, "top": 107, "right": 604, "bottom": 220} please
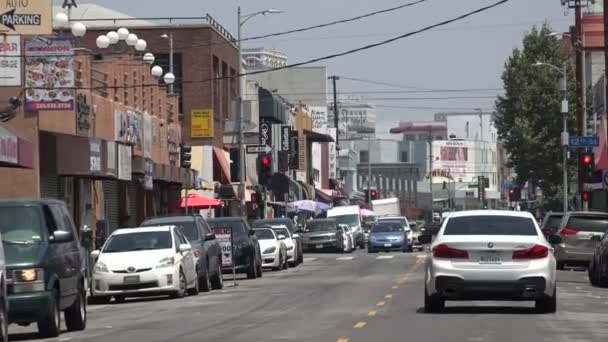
{"left": 560, "top": 227, "right": 578, "bottom": 235}
{"left": 512, "top": 245, "right": 548, "bottom": 260}
{"left": 432, "top": 244, "right": 469, "bottom": 259}
{"left": 194, "top": 249, "right": 202, "bottom": 258}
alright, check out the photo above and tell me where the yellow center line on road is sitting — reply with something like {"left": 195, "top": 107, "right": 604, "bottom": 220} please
{"left": 392, "top": 285, "right": 399, "bottom": 289}
{"left": 353, "top": 321, "right": 367, "bottom": 329}
{"left": 385, "top": 294, "right": 393, "bottom": 299}
{"left": 337, "top": 337, "right": 349, "bottom": 342}
{"left": 368, "top": 310, "right": 377, "bottom": 317}
{"left": 376, "top": 301, "right": 386, "bottom": 307}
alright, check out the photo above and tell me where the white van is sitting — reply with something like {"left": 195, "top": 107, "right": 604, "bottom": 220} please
{"left": 327, "top": 206, "right": 365, "bottom": 249}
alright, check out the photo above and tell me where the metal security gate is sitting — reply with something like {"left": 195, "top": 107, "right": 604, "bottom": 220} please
{"left": 103, "top": 180, "right": 119, "bottom": 232}
{"left": 126, "top": 181, "right": 138, "bottom": 228}
{"left": 40, "top": 175, "right": 60, "bottom": 199}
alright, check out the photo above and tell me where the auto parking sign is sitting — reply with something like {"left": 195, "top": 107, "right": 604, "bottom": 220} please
{"left": 212, "top": 227, "right": 233, "bottom": 267}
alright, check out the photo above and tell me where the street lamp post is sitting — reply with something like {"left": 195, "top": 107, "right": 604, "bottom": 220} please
{"left": 237, "top": 7, "right": 282, "bottom": 208}
{"left": 534, "top": 61, "right": 569, "bottom": 213}
{"left": 161, "top": 33, "right": 174, "bottom": 95}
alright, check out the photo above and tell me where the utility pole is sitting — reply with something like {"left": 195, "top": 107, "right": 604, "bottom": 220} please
{"left": 562, "top": 62, "right": 570, "bottom": 214}
{"left": 574, "top": 0, "right": 585, "bottom": 200}
{"left": 428, "top": 132, "right": 434, "bottom": 219}
{"left": 237, "top": 7, "right": 246, "bottom": 209}
{"left": 329, "top": 76, "right": 340, "bottom": 147}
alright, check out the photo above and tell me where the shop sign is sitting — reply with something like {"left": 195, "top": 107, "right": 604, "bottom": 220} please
{"left": 0, "top": 134, "right": 18, "bottom": 164}
{"left": 0, "top": 0, "right": 53, "bottom": 35}
{"left": 310, "top": 106, "right": 328, "bottom": 131}
{"left": 191, "top": 109, "right": 213, "bottom": 138}
{"left": 144, "top": 157, "right": 153, "bottom": 190}
{"left": 0, "top": 35, "right": 21, "bottom": 86}
{"left": 89, "top": 138, "right": 101, "bottom": 174}
{"left": 24, "top": 37, "right": 74, "bottom": 111}
{"left": 106, "top": 141, "right": 116, "bottom": 177}
{"left": 76, "top": 93, "right": 91, "bottom": 133}
{"left": 117, "top": 143, "right": 131, "bottom": 181}
{"left": 143, "top": 113, "right": 152, "bottom": 159}
{"left": 114, "top": 110, "right": 143, "bottom": 148}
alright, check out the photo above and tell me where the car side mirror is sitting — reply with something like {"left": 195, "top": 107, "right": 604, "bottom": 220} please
{"left": 179, "top": 243, "right": 192, "bottom": 252}
{"left": 90, "top": 250, "right": 100, "bottom": 261}
{"left": 548, "top": 235, "right": 562, "bottom": 245}
{"left": 204, "top": 233, "right": 216, "bottom": 241}
{"left": 278, "top": 234, "right": 286, "bottom": 240}
{"left": 50, "top": 230, "right": 73, "bottom": 243}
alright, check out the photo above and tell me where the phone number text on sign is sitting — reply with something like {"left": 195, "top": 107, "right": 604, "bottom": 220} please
{"left": 212, "top": 227, "right": 233, "bottom": 267}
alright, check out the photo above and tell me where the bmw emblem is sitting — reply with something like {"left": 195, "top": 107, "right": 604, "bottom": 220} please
{"left": 127, "top": 266, "right": 136, "bottom": 273}
{"left": 487, "top": 242, "right": 494, "bottom": 249}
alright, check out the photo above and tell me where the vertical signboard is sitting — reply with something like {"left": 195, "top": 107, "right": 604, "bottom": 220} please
{"left": 0, "top": 35, "right": 21, "bottom": 86}
{"left": 310, "top": 106, "right": 328, "bottom": 131}
{"left": 117, "top": 143, "right": 132, "bottom": 181}
{"left": 24, "top": 37, "right": 74, "bottom": 111}
{"left": 106, "top": 141, "right": 116, "bottom": 177}
{"left": 144, "top": 158, "right": 153, "bottom": 190}
{"left": 191, "top": 109, "right": 214, "bottom": 138}
{"left": 89, "top": 138, "right": 101, "bottom": 174}
{"left": 327, "top": 128, "right": 337, "bottom": 179}
{"left": 289, "top": 130, "right": 299, "bottom": 170}
{"left": 259, "top": 119, "right": 272, "bottom": 146}
{"left": 0, "top": 134, "right": 18, "bottom": 164}
{"left": 143, "top": 113, "right": 152, "bottom": 159}
{"left": 212, "top": 227, "right": 233, "bottom": 267}
{"left": 277, "top": 125, "right": 291, "bottom": 172}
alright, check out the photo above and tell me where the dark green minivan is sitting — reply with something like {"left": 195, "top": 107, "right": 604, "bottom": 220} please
{"left": 0, "top": 199, "right": 87, "bottom": 338}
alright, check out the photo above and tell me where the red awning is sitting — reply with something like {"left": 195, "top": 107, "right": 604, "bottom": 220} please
{"left": 179, "top": 193, "right": 221, "bottom": 209}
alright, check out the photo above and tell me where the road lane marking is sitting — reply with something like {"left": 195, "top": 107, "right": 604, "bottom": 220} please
{"left": 368, "top": 310, "right": 377, "bottom": 316}
{"left": 385, "top": 294, "right": 393, "bottom": 299}
{"left": 376, "top": 255, "right": 394, "bottom": 260}
{"left": 416, "top": 254, "right": 426, "bottom": 258}
{"left": 337, "top": 337, "right": 349, "bottom": 342}
{"left": 353, "top": 321, "right": 367, "bottom": 329}
{"left": 376, "top": 301, "right": 385, "bottom": 307}
{"left": 336, "top": 256, "right": 355, "bottom": 261}
{"left": 392, "top": 285, "right": 399, "bottom": 289}
{"left": 303, "top": 257, "right": 318, "bottom": 262}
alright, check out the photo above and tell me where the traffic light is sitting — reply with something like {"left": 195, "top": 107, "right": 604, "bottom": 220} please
{"left": 257, "top": 154, "right": 272, "bottom": 186}
{"left": 582, "top": 191, "right": 590, "bottom": 202}
{"left": 180, "top": 144, "right": 192, "bottom": 169}
{"left": 482, "top": 201, "right": 489, "bottom": 209}
{"left": 371, "top": 190, "right": 378, "bottom": 200}
{"left": 508, "top": 188, "right": 521, "bottom": 202}
{"left": 581, "top": 151, "right": 595, "bottom": 183}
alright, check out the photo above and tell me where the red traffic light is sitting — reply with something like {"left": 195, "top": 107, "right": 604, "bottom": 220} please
{"left": 251, "top": 193, "right": 258, "bottom": 203}
{"left": 582, "top": 191, "right": 589, "bottom": 202}
{"left": 262, "top": 156, "right": 271, "bottom": 166}
{"left": 509, "top": 189, "right": 514, "bottom": 194}
{"left": 371, "top": 190, "right": 377, "bottom": 197}
{"left": 583, "top": 155, "right": 592, "bottom": 164}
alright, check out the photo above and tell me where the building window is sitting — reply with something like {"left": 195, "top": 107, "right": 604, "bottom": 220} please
{"left": 360, "top": 150, "right": 369, "bottom": 163}
{"left": 401, "top": 151, "right": 408, "bottom": 162}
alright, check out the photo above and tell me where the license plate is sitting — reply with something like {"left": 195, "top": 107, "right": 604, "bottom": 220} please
{"left": 384, "top": 243, "right": 392, "bottom": 247}
{"left": 479, "top": 252, "right": 501, "bottom": 264}
{"left": 316, "top": 244, "right": 324, "bottom": 249}
{"left": 123, "top": 276, "right": 140, "bottom": 284}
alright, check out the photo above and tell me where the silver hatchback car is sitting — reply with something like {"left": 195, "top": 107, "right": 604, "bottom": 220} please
{"left": 553, "top": 212, "right": 608, "bottom": 269}
{"left": 424, "top": 210, "right": 559, "bottom": 313}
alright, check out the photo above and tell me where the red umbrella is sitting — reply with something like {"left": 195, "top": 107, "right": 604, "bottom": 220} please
{"left": 179, "top": 193, "right": 221, "bottom": 209}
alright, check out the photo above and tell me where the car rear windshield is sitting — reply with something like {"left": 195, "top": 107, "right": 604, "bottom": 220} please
{"left": 566, "top": 216, "right": 608, "bottom": 233}
{"left": 272, "top": 227, "right": 290, "bottom": 238}
{"left": 377, "top": 219, "right": 406, "bottom": 228}
{"left": 543, "top": 216, "right": 563, "bottom": 232}
{"left": 103, "top": 231, "right": 172, "bottom": 252}
{"left": 306, "top": 221, "right": 335, "bottom": 232}
{"left": 0, "top": 206, "right": 44, "bottom": 244}
{"left": 142, "top": 220, "right": 200, "bottom": 241}
{"left": 371, "top": 223, "right": 403, "bottom": 233}
{"left": 253, "top": 229, "right": 275, "bottom": 240}
{"left": 443, "top": 216, "right": 538, "bottom": 236}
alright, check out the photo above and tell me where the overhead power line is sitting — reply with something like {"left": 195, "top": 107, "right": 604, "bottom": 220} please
{"left": 241, "top": 0, "right": 429, "bottom": 41}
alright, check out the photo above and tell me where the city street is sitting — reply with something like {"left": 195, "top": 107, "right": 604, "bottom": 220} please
{"left": 8, "top": 250, "right": 608, "bottom": 342}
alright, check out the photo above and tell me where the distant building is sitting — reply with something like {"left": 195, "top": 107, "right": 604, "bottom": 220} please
{"left": 329, "top": 96, "right": 376, "bottom": 139}
{"left": 242, "top": 47, "right": 287, "bottom": 70}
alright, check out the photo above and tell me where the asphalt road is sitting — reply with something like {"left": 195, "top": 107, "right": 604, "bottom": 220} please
{"left": 8, "top": 250, "right": 608, "bottom": 342}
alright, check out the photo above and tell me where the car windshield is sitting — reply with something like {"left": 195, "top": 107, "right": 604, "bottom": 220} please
{"left": 566, "top": 216, "right": 608, "bottom": 233}
{"left": 444, "top": 216, "right": 538, "bottom": 236}
{"left": 378, "top": 219, "right": 406, "bottom": 228}
{"left": 0, "top": 206, "right": 44, "bottom": 244}
{"left": 272, "top": 227, "right": 290, "bottom": 238}
{"left": 103, "top": 231, "right": 173, "bottom": 252}
{"left": 306, "top": 221, "right": 335, "bottom": 232}
{"left": 142, "top": 220, "right": 200, "bottom": 241}
{"left": 254, "top": 229, "right": 275, "bottom": 240}
{"left": 371, "top": 223, "right": 403, "bottom": 233}
{"left": 543, "top": 215, "right": 563, "bottom": 232}
{"left": 331, "top": 214, "right": 359, "bottom": 227}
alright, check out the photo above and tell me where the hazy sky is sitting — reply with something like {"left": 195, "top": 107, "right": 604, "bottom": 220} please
{"left": 61, "top": 0, "right": 574, "bottom": 137}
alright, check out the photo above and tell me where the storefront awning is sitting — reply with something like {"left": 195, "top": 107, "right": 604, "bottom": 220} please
{"left": 213, "top": 147, "right": 231, "bottom": 184}
{"left": 304, "top": 129, "right": 334, "bottom": 143}
{"left": 0, "top": 124, "right": 34, "bottom": 169}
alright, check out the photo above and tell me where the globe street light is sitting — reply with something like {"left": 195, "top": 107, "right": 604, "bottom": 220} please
{"left": 142, "top": 52, "right": 155, "bottom": 65}
{"left": 126, "top": 34, "right": 138, "bottom": 46}
{"left": 151, "top": 65, "right": 163, "bottom": 78}
{"left": 135, "top": 39, "right": 147, "bottom": 52}
{"left": 96, "top": 35, "right": 110, "bottom": 49}
{"left": 106, "top": 31, "right": 119, "bottom": 45}
{"left": 160, "top": 33, "right": 174, "bottom": 94}
{"left": 54, "top": 12, "right": 69, "bottom": 28}
{"left": 163, "top": 72, "right": 175, "bottom": 85}
{"left": 71, "top": 22, "right": 86, "bottom": 37}
{"left": 117, "top": 27, "right": 130, "bottom": 41}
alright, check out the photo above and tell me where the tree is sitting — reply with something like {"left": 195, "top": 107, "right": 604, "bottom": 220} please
{"left": 495, "top": 23, "right": 576, "bottom": 210}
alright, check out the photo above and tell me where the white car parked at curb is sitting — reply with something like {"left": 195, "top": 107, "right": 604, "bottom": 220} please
{"left": 253, "top": 228, "right": 288, "bottom": 271}
{"left": 90, "top": 226, "right": 199, "bottom": 303}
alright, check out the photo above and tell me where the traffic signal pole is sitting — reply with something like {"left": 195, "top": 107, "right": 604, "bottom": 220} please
{"left": 561, "top": 62, "right": 569, "bottom": 214}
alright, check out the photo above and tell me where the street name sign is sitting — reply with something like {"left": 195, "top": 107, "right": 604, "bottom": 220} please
{"left": 568, "top": 135, "right": 599, "bottom": 147}
{"left": 246, "top": 144, "right": 272, "bottom": 154}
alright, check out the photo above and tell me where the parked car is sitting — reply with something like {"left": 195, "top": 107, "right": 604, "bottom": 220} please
{"left": 302, "top": 219, "right": 344, "bottom": 253}
{"left": 207, "top": 218, "right": 262, "bottom": 279}
{"left": 368, "top": 221, "right": 409, "bottom": 253}
{"left": 424, "top": 210, "right": 559, "bottom": 314}
{"left": 0, "top": 231, "right": 7, "bottom": 342}
{"left": 251, "top": 218, "right": 303, "bottom": 266}
{"left": 141, "top": 215, "right": 223, "bottom": 292}
{"left": 553, "top": 211, "right": 608, "bottom": 270}
{"left": 589, "top": 230, "right": 608, "bottom": 287}
{"left": 90, "top": 226, "right": 199, "bottom": 303}
{"left": 0, "top": 199, "right": 87, "bottom": 338}
{"left": 410, "top": 224, "right": 424, "bottom": 251}
{"left": 339, "top": 224, "right": 354, "bottom": 253}
{"left": 540, "top": 212, "right": 564, "bottom": 238}
{"left": 255, "top": 224, "right": 297, "bottom": 267}
{"left": 377, "top": 216, "right": 413, "bottom": 252}
{"left": 327, "top": 206, "right": 365, "bottom": 249}
{"left": 253, "top": 228, "right": 288, "bottom": 271}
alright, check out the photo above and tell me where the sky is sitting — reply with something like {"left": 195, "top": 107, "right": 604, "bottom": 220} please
{"left": 59, "top": 0, "right": 575, "bottom": 137}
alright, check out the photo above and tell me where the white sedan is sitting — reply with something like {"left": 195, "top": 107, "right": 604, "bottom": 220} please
{"left": 424, "top": 210, "right": 560, "bottom": 313}
{"left": 90, "top": 225, "right": 199, "bottom": 303}
{"left": 254, "top": 228, "right": 288, "bottom": 271}
{"left": 269, "top": 225, "right": 298, "bottom": 266}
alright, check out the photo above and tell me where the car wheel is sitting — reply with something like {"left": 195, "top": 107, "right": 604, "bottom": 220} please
{"left": 188, "top": 273, "right": 200, "bottom": 296}
{"left": 424, "top": 285, "right": 444, "bottom": 313}
{"left": 535, "top": 286, "right": 557, "bottom": 313}
{"left": 199, "top": 265, "right": 211, "bottom": 292}
{"left": 283, "top": 253, "right": 289, "bottom": 269}
{"left": 247, "top": 256, "right": 257, "bottom": 279}
{"left": 65, "top": 287, "right": 87, "bottom": 331}
{"left": 557, "top": 262, "right": 565, "bottom": 270}
{"left": 210, "top": 258, "right": 224, "bottom": 290}
{"left": 171, "top": 271, "right": 187, "bottom": 298}
{"left": 297, "top": 244, "right": 304, "bottom": 264}
{"left": 589, "top": 260, "right": 600, "bottom": 286}
{"left": 256, "top": 254, "right": 263, "bottom": 278}
{"left": 0, "top": 298, "right": 8, "bottom": 342}
{"left": 37, "top": 290, "right": 61, "bottom": 338}
{"left": 273, "top": 254, "right": 283, "bottom": 271}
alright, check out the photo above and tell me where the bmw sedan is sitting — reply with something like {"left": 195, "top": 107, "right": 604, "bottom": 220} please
{"left": 424, "top": 210, "right": 560, "bottom": 313}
